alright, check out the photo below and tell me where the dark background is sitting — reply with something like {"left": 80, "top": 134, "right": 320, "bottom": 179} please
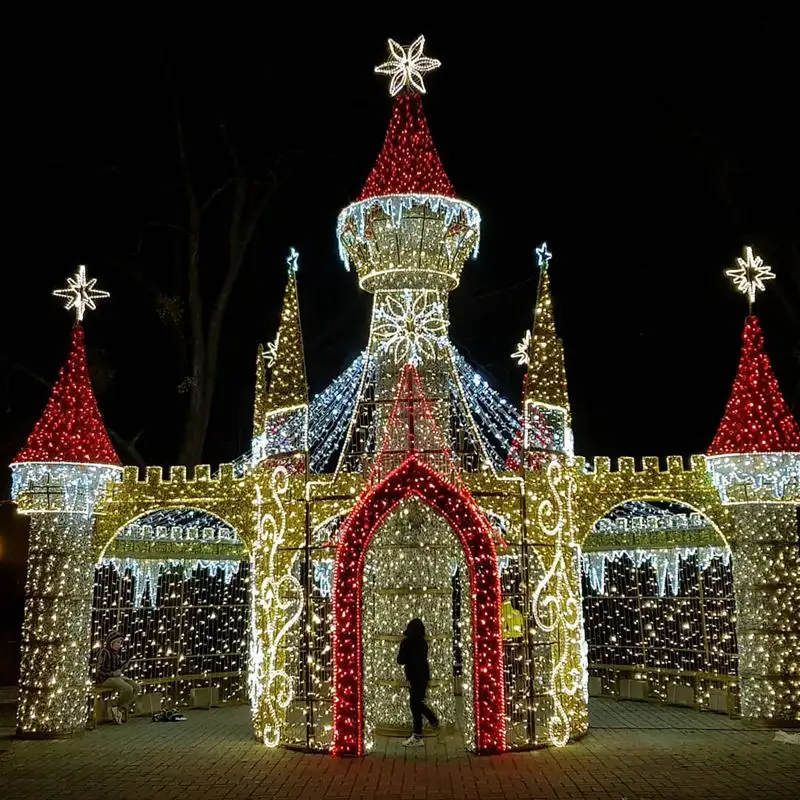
{"left": 0, "top": 18, "right": 798, "bottom": 686}
{"left": 2, "top": 24, "right": 799, "bottom": 471}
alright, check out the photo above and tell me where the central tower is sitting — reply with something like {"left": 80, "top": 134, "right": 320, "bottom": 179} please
{"left": 336, "top": 37, "right": 483, "bottom": 471}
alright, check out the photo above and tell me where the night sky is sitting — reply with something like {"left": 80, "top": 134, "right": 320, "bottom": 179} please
{"left": 3, "top": 21, "right": 798, "bottom": 486}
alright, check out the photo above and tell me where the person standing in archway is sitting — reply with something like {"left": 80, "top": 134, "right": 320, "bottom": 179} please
{"left": 397, "top": 618, "right": 439, "bottom": 746}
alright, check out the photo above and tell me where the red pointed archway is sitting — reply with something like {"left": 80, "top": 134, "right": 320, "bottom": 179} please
{"left": 331, "top": 454, "right": 506, "bottom": 756}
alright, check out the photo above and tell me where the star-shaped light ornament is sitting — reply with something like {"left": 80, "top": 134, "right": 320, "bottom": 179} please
{"left": 725, "top": 246, "right": 775, "bottom": 309}
{"left": 286, "top": 247, "right": 299, "bottom": 275}
{"left": 535, "top": 242, "right": 553, "bottom": 269}
{"left": 53, "top": 265, "right": 110, "bottom": 322}
{"left": 511, "top": 329, "right": 531, "bottom": 366}
{"left": 265, "top": 332, "right": 280, "bottom": 368}
{"left": 375, "top": 35, "right": 441, "bottom": 96}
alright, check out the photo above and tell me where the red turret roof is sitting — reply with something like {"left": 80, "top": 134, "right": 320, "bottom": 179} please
{"left": 707, "top": 315, "right": 800, "bottom": 455}
{"left": 14, "top": 324, "right": 121, "bottom": 465}
{"left": 358, "top": 90, "right": 456, "bottom": 201}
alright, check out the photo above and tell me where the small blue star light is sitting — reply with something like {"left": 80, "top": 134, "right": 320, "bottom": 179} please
{"left": 535, "top": 242, "right": 552, "bottom": 269}
{"left": 286, "top": 247, "right": 299, "bottom": 274}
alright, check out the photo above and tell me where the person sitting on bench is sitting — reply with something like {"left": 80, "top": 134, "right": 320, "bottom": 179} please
{"left": 95, "top": 630, "right": 138, "bottom": 724}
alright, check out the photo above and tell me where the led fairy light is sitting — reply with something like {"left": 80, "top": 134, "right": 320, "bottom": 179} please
{"left": 362, "top": 499, "right": 472, "bottom": 745}
{"left": 8, "top": 38, "right": 710, "bottom": 755}
{"left": 581, "top": 547, "right": 738, "bottom": 704}
{"left": 527, "top": 457, "right": 588, "bottom": 746}
{"left": 12, "top": 266, "right": 121, "bottom": 737}
{"left": 92, "top": 557, "right": 249, "bottom": 706}
{"left": 307, "top": 353, "right": 369, "bottom": 472}
{"left": 52, "top": 264, "right": 110, "bottom": 322}
{"left": 331, "top": 38, "right": 487, "bottom": 480}
{"left": 705, "top": 253, "right": 800, "bottom": 723}
{"left": 337, "top": 38, "right": 479, "bottom": 283}
{"left": 250, "top": 468, "right": 304, "bottom": 746}
{"left": 332, "top": 455, "right": 506, "bottom": 756}
{"left": 373, "top": 289, "right": 449, "bottom": 366}
{"left": 252, "top": 249, "right": 309, "bottom": 463}
{"left": 508, "top": 244, "right": 573, "bottom": 470}
{"left": 725, "top": 245, "right": 775, "bottom": 311}
{"left": 374, "top": 35, "right": 441, "bottom": 96}
{"left": 330, "top": 364, "right": 506, "bottom": 755}
{"left": 451, "top": 350, "right": 520, "bottom": 460}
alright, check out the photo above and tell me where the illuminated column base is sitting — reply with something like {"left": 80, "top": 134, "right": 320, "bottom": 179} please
{"left": 17, "top": 512, "right": 96, "bottom": 736}
{"left": 730, "top": 504, "right": 800, "bottom": 724}
{"left": 12, "top": 462, "right": 121, "bottom": 738}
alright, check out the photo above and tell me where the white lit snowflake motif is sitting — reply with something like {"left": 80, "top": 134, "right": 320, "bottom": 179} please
{"left": 725, "top": 246, "right": 775, "bottom": 306}
{"left": 511, "top": 330, "right": 531, "bottom": 366}
{"left": 265, "top": 332, "right": 280, "bottom": 368}
{"left": 374, "top": 35, "right": 441, "bottom": 96}
{"left": 373, "top": 290, "right": 449, "bottom": 366}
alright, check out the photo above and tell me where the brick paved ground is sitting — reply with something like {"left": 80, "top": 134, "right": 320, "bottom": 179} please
{"left": 1, "top": 699, "right": 798, "bottom": 799}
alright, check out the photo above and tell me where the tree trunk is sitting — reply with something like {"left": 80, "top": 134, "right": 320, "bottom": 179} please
{"left": 175, "top": 99, "right": 207, "bottom": 468}
{"left": 177, "top": 171, "right": 275, "bottom": 467}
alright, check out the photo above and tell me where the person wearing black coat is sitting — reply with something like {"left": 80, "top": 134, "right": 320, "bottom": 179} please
{"left": 396, "top": 618, "right": 439, "bottom": 746}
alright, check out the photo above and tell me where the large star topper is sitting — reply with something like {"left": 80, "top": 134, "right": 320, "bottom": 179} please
{"left": 535, "top": 242, "right": 553, "bottom": 269}
{"left": 286, "top": 247, "right": 299, "bottom": 275}
{"left": 375, "top": 35, "right": 441, "bottom": 97}
{"left": 53, "top": 265, "right": 110, "bottom": 322}
{"left": 725, "top": 246, "right": 775, "bottom": 308}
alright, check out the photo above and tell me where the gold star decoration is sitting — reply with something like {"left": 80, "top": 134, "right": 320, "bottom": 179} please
{"left": 375, "top": 35, "right": 441, "bottom": 96}
{"left": 511, "top": 330, "right": 531, "bottom": 367}
{"left": 53, "top": 265, "right": 110, "bottom": 322}
{"left": 725, "top": 246, "right": 775, "bottom": 309}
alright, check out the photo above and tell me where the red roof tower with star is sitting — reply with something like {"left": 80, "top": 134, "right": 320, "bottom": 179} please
{"left": 358, "top": 36, "right": 456, "bottom": 201}
{"left": 14, "top": 267, "right": 120, "bottom": 466}
{"left": 707, "top": 315, "right": 800, "bottom": 456}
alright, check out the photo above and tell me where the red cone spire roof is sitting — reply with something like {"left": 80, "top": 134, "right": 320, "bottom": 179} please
{"left": 358, "top": 91, "right": 456, "bottom": 201}
{"left": 14, "top": 324, "right": 121, "bottom": 465}
{"left": 707, "top": 315, "right": 800, "bottom": 455}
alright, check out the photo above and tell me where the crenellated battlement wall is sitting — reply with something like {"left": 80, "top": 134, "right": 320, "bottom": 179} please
{"left": 571, "top": 453, "right": 734, "bottom": 548}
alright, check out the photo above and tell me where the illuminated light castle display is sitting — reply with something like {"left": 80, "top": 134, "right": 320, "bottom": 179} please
{"left": 10, "top": 38, "right": 800, "bottom": 750}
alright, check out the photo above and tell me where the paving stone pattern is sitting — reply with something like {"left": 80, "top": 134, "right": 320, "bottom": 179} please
{"left": 1, "top": 699, "right": 798, "bottom": 799}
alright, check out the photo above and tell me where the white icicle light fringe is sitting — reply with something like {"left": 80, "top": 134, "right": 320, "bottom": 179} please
{"left": 705, "top": 452, "right": 800, "bottom": 504}
{"left": 12, "top": 462, "right": 123, "bottom": 517}
{"left": 581, "top": 546, "right": 731, "bottom": 597}
{"left": 98, "top": 557, "right": 244, "bottom": 609}
{"left": 336, "top": 195, "right": 481, "bottom": 271}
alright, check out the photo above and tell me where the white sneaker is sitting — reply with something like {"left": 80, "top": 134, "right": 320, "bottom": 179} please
{"left": 110, "top": 707, "right": 124, "bottom": 725}
{"left": 402, "top": 735, "right": 424, "bottom": 747}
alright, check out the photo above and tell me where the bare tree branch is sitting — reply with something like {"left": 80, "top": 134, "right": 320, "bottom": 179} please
{"left": 200, "top": 179, "right": 234, "bottom": 214}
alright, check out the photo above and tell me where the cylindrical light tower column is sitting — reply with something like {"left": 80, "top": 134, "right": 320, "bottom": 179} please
{"left": 10, "top": 268, "right": 122, "bottom": 737}
{"left": 707, "top": 452, "right": 800, "bottom": 723}
{"left": 705, "top": 289, "right": 800, "bottom": 724}
{"left": 12, "top": 462, "right": 121, "bottom": 736}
